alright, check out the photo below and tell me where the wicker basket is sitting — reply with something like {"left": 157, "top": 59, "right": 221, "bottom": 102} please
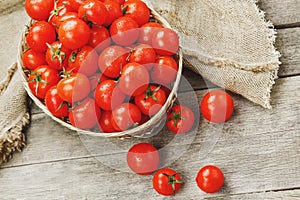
{"left": 18, "top": 8, "right": 183, "bottom": 138}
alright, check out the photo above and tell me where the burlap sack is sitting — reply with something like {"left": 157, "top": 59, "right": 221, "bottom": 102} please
{"left": 146, "top": 0, "right": 280, "bottom": 109}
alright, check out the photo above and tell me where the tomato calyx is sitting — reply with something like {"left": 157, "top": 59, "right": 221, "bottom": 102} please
{"left": 46, "top": 43, "right": 66, "bottom": 65}
{"left": 48, "top": 1, "right": 66, "bottom": 22}
{"left": 28, "top": 71, "right": 49, "bottom": 95}
{"left": 121, "top": 5, "right": 128, "bottom": 15}
{"left": 162, "top": 173, "right": 183, "bottom": 195}
{"left": 56, "top": 101, "right": 70, "bottom": 112}
{"left": 69, "top": 49, "right": 80, "bottom": 63}
{"left": 167, "top": 110, "right": 186, "bottom": 129}
{"left": 144, "top": 85, "right": 161, "bottom": 102}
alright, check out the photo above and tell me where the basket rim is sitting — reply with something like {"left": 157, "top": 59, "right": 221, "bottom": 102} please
{"left": 18, "top": 8, "right": 183, "bottom": 138}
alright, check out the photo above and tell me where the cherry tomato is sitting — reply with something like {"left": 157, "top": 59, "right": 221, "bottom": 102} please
{"left": 166, "top": 104, "right": 195, "bottom": 134}
{"left": 196, "top": 165, "right": 225, "bottom": 193}
{"left": 119, "top": 62, "right": 149, "bottom": 96}
{"left": 103, "top": 0, "right": 123, "bottom": 26}
{"left": 58, "top": 18, "right": 90, "bottom": 50}
{"left": 152, "top": 28, "right": 179, "bottom": 56}
{"left": 127, "top": 142, "right": 160, "bottom": 175}
{"left": 28, "top": 65, "right": 60, "bottom": 99}
{"left": 68, "top": 0, "right": 84, "bottom": 11}
{"left": 151, "top": 56, "right": 178, "bottom": 85}
{"left": 88, "top": 26, "right": 111, "bottom": 53}
{"left": 94, "top": 79, "right": 125, "bottom": 110}
{"left": 98, "top": 111, "right": 116, "bottom": 133}
{"left": 45, "top": 86, "right": 69, "bottom": 118}
{"left": 22, "top": 49, "right": 47, "bottom": 70}
{"left": 129, "top": 44, "right": 156, "bottom": 70}
{"left": 123, "top": 0, "right": 150, "bottom": 26}
{"left": 26, "top": 21, "right": 57, "bottom": 52}
{"left": 109, "top": 0, "right": 124, "bottom": 5}
{"left": 48, "top": 0, "right": 75, "bottom": 29}
{"left": 78, "top": 0, "right": 108, "bottom": 26}
{"left": 110, "top": 16, "right": 139, "bottom": 46}
{"left": 46, "top": 41, "right": 71, "bottom": 70}
{"left": 152, "top": 168, "right": 182, "bottom": 196}
{"left": 111, "top": 103, "right": 141, "bottom": 131}
{"left": 138, "top": 22, "right": 163, "bottom": 45}
{"left": 200, "top": 90, "right": 234, "bottom": 123}
{"left": 25, "top": 0, "right": 54, "bottom": 21}
{"left": 69, "top": 98, "right": 101, "bottom": 130}
{"left": 98, "top": 45, "right": 128, "bottom": 78}
{"left": 89, "top": 73, "right": 109, "bottom": 92}
{"left": 139, "top": 114, "right": 150, "bottom": 125}
{"left": 67, "top": 46, "right": 99, "bottom": 76}
{"left": 56, "top": 11, "right": 78, "bottom": 30}
{"left": 57, "top": 73, "right": 91, "bottom": 103}
{"left": 135, "top": 85, "right": 166, "bottom": 116}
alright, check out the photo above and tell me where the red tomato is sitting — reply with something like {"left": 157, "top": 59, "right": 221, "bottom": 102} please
{"left": 45, "top": 86, "right": 69, "bottom": 117}
{"left": 68, "top": 0, "right": 84, "bottom": 11}
{"left": 88, "top": 26, "right": 111, "bottom": 53}
{"left": 138, "top": 22, "right": 163, "bottom": 45}
{"left": 45, "top": 41, "right": 71, "bottom": 70}
{"left": 98, "top": 45, "right": 128, "bottom": 78}
{"left": 152, "top": 28, "right": 179, "bottom": 56}
{"left": 56, "top": 11, "right": 78, "bottom": 29}
{"left": 123, "top": 0, "right": 150, "bottom": 26}
{"left": 94, "top": 79, "right": 125, "bottom": 110}
{"left": 58, "top": 18, "right": 90, "bottom": 50}
{"left": 135, "top": 85, "right": 166, "bottom": 116}
{"left": 103, "top": 0, "right": 122, "bottom": 26}
{"left": 139, "top": 114, "right": 150, "bottom": 125}
{"left": 67, "top": 46, "right": 99, "bottom": 76}
{"left": 152, "top": 168, "right": 182, "bottom": 196}
{"left": 151, "top": 56, "right": 178, "bottom": 85}
{"left": 78, "top": 0, "right": 108, "bottom": 26}
{"left": 166, "top": 104, "right": 195, "bottom": 134}
{"left": 48, "top": 0, "right": 75, "bottom": 29}
{"left": 28, "top": 65, "right": 60, "bottom": 99}
{"left": 200, "top": 90, "right": 234, "bottom": 123}
{"left": 127, "top": 142, "right": 160, "bottom": 175}
{"left": 22, "top": 49, "right": 47, "bottom": 70}
{"left": 26, "top": 21, "right": 56, "bottom": 52}
{"left": 109, "top": 0, "right": 124, "bottom": 5}
{"left": 25, "top": 0, "right": 54, "bottom": 21}
{"left": 69, "top": 98, "right": 101, "bottom": 129}
{"left": 110, "top": 16, "right": 139, "bottom": 46}
{"left": 89, "top": 73, "right": 109, "bottom": 92}
{"left": 196, "top": 165, "right": 225, "bottom": 193}
{"left": 98, "top": 111, "right": 116, "bottom": 133}
{"left": 57, "top": 73, "right": 91, "bottom": 103}
{"left": 119, "top": 62, "right": 149, "bottom": 96}
{"left": 111, "top": 103, "right": 141, "bottom": 131}
{"left": 129, "top": 44, "right": 156, "bottom": 70}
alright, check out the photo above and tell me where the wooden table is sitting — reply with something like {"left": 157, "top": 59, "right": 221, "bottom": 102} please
{"left": 0, "top": 1, "right": 299, "bottom": 199}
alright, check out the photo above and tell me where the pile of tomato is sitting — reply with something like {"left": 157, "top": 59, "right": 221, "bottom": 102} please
{"left": 23, "top": 0, "right": 235, "bottom": 196}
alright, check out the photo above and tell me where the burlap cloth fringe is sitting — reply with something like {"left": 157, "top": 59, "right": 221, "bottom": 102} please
{"left": 0, "top": 63, "right": 30, "bottom": 164}
{"left": 146, "top": 0, "right": 281, "bottom": 109}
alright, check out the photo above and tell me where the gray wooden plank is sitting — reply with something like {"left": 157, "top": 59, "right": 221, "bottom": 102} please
{"left": 209, "top": 190, "right": 300, "bottom": 199}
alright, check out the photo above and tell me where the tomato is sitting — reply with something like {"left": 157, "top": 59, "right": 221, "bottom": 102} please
{"left": 111, "top": 103, "right": 141, "bottom": 131}
{"left": 45, "top": 86, "right": 69, "bottom": 117}
{"left": 109, "top": 0, "right": 124, "bottom": 5}
{"left": 152, "top": 168, "right": 182, "bottom": 196}
{"left": 98, "top": 45, "right": 128, "bottom": 78}
{"left": 58, "top": 18, "right": 90, "bottom": 50}
{"left": 196, "top": 165, "right": 225, "bottom": 193}
{"left": 22, "top": 49, "right": 47, "bottom": 70}
{"left": 56, "top": 11, "right": 78, "bottom": 30}
{"left": 139, "top": 114, "right": 150, "bottom": 125}
{"left": 68, "top": 0, "right": 84, "bottom": 11}
{"left": 89, "top": 73, "right": 109, "bottom": 92}
{"left": 152, "top": 28, "right": 179, "bottom": 56}
{"left": 46, "top": 41, "right": 71, "bottom": 70}
{"left": 25, "top": 0, "right": 54, "bottom": 21}
{"left": 166, "top": 104, "right": 195, "bottom": 134}
{"left": 48, "top": 0, "right": 75, "bottom": 29}
{"left": 151, "top": 56, "right": 178, "bottom": 85}
{"left": 28, "top": 65, "right": 60, "bottom": 99}
{"left": 127, "top": 142, "right": 160, "bottom": 175}
{"left": 119, "top": 62, "right": 149, "bottom": 96}
{"left": 88, "top": 26, "right": 111, "bottom": 53}
{"left": 57, "top": 73, "right": 91, "bottom": 103}
{"left": 200, "top": 90, "right": 234, "bottom": 123}
{"left": 138, "top": 22, "right": 163, "bottom": 45}
{"left": 135, "top": 85, "right": 166, "bottom": 116}
{"left": 69, "top": 98, "right": 101, "bottom": 129}
{"left": 129, "top": 44, "right": 156, "bottom": 70}
{"left": 103, "top": 0, "right": 123, "bottom": 26}
{"left": 94, "top": 79, "right": 125, "bottom": 110}
{"left": 123, "top": 0, "right": 150, "bottom": 26}
{"left": 26, "top": 21, "right": 56, "bottom": 52}
{"left": 78, "top": 0, "right": 108, "bottom": 26}
{"left": 110, "top": 16, "right": 139, "bottom": 46}
{"left": 67, "top": 46, "right": 99, "bottom": 76}
{"left": 98, "top": 111, "right": 116, "bottom": 133}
